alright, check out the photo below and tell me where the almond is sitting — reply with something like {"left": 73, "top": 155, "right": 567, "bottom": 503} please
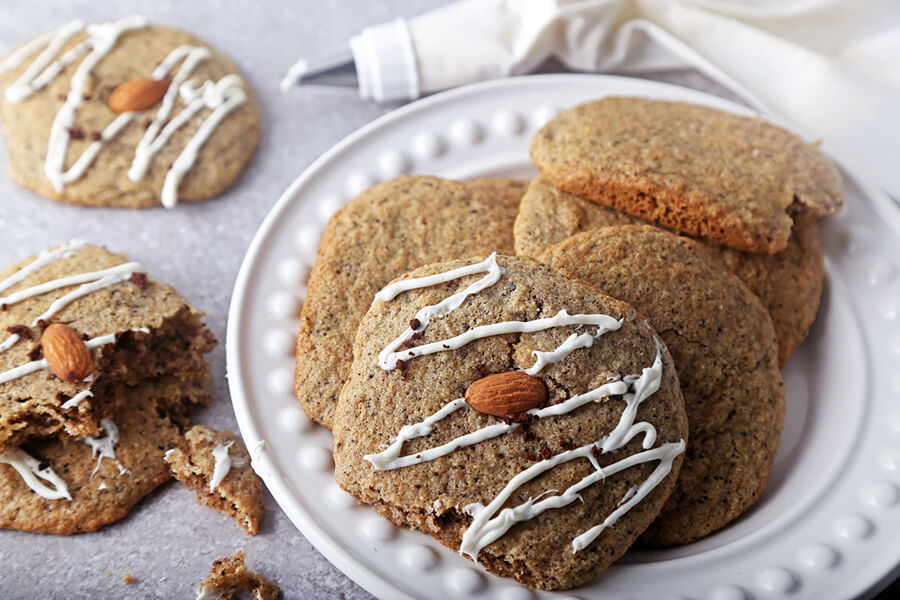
{"left": 465, "top": 371, "right": 547, "bottom": 417}
{"left": 41, "top": 323, "right": 93, "bottom": 383}
{"left": 108, "top": 77, "right": 171, "bottom": 113}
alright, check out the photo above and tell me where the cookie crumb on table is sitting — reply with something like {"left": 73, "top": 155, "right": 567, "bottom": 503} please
{"left": 196, "top": 552, "right": 280, "bottom": 600}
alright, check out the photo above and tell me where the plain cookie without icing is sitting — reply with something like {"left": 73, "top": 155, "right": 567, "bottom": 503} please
{"left": 515, "top": 176, "right": 824, "bottom": 366}
{"left": 334, "top": 255, "right": 688, "bottom": 589}
{"left": 529, "top": 97, "right": 843, "bottom": 253}
{"left": 0, "top": 18, "right": 259, "bottom": 208}
{"left": 294, "top": 175, "right": 525, "bottom": 429}
{"left": 540, "top": 226, "right": 785, "bottom": 546}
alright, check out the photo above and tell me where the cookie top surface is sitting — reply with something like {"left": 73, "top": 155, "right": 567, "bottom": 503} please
{"left": 529, "top": 97, "right": 843, "bottom": 253}
{"left": 165, "top": 425, "right": 264, "bottom": 535}
{"left": 333, "top": 255, "right": 688, "bottom": 589}
{"left": 0, "top": 241, "right": 214, "bottom": 450}
{"left": 539, "top": 226, "right": 785, "bottom": 546}
{"left": 516, "top": 176, "right": 825, "bottom": 366}
{"left": 294, "top": 175, "right": 525, "bottom": 428}
{"left": 0, "top": 375, "right": 207, "bottom": 534}
{"left": 0, "top": 17, "right": 259, "bottom": 208}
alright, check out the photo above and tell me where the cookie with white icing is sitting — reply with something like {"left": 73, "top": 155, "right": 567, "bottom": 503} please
{"left": 515, "top": 176, "right": 825, "bottom": 367}
{"left": 539, "top": 226, "right": 785, "bottom": 546}
{"left": 530, "top": 97, "right": 843, "bottom": 253}
{"left": 0, "top": 240, "right": 216, "bottom": 450}
{"left": 333, "top": 255, "right": 688, "bottom": 590}
{"left": 0, "top": 375, "right": 209, "bottom": 534}
{"left": 165, "top": 425, "right": 264, "bottom": 535}
{"left": 0, "top": 17, "right": 259, "bottom": 208}
{"left": 295, "top": 175, "right": 525, "bottom": 429}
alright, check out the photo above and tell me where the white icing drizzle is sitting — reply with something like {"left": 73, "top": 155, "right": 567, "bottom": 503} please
{"left": 82, "top": 417, "right": 128, "bottom": 476}
{"left": 209, "top": 441, "right": 234, "bottom": 492}
{"left": 43, "top": 16, "right": 149, "bottom": 191}
{"left": 1, "top": 19, "right": 87, "bottom": 101}
{"left": 0, "top": 239, "right": 86, "bottom": 295}
{"left": 0, "top": 332, "right": 116, "bottom": 385}
{"left": 159, "top": 74, "right": 247, "bottom": 208}
{"left": 363, "top": 256, "right": 686, "bottom": 558}
{"left": 97, "top": 482, "right": 109, "bottom": 491}
{"left": 0, "top": 447, "right": 71, "bottom": 500}
{"left": 2, "top": 16, "right": 248, "bottom": 208}
{"left": 61, "top": 388, "right": 93, "bottom": 410}
{"left": 0, "top": 260, "right": 144, "bottom": 309}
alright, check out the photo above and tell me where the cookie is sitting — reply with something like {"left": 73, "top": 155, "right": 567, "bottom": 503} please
{"left": 515, "top": 176, "right": 824, "bottom": 366}
{"left": 333, "top": 255, "right": 688, "bottom": 589}
{"left": 0, "top": 16, "right": 259, "bottom": 208}
{"left": 0, "top": 375, "right": 209, "bottom": 534}
{"left": 295, "top": 175, "right": 524, "bottom": 428}
{"left": 530, "top": 97, "right": 843, "bottom": 253}
{"left": 0, "top": 240, "right": 216, "bottom": 450}
{"left": 165, "top": 425, "right": 264, "bottom": 535}
{"left": 539, "top": 226, "right": 785, "bottom": 546}
{"left": 196, "top": 552, "right": 281, "bottom": 600}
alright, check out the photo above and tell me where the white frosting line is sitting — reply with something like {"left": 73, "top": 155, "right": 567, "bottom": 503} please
{"left": 209, "top": 441, "right": 234, "bottom": 492}
{"left": 280, "top": 57, "right": 308, "bottom": 93}
{"left": 380, "top": 310, "right": 621, "bottom": 371}
{"left": 0, "top": 447, "right": 71, "bottom": 500}
{"left": 43, "top": 16, "right": 148, "bottom": 191}
{"left": 128, "top": 45, "right": 211, "bottom": 181}
{"left": 0, "top": 332, "right": 116, "bottom": 385}
{"left": 373, "top": 252, "right": 503, "bottom": 304}
{"left": 0, "top": 239, "right": 86, "bottom": 295}
{"left": 159, "top": 75, "right": 247, "bottom": 209}
{"left": 61, "top": 388, "right": 93, "bottom": 410}
{"left": 0, "top": 260, "right": 144, "bottom": 307}
{"left": 83, "top": 417, "right": 128, "bottom": 476}
{"left": 523, "top": 332, "right": 596, "bottom": 376}
{"left": 2, "top": 19, "right": 86, "bottom": 101}
{"left": 98, "top": 482, "right": 109, "bottom": 491}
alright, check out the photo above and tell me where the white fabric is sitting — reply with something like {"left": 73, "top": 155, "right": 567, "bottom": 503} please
{"left": 405, "top": 0, "right": 900, "bottom": 197}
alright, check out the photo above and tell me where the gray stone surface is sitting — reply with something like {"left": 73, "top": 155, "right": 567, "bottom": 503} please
{"left": 5, "top": 1, "right": 873, "bottom": 600}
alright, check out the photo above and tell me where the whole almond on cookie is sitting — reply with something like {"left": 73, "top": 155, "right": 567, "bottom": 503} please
{"left": 465, "top": 371, "right": 547, "bottom": 417}
{"left": 41, "top": 323, "right": 93, "bottom": 382}
{"left": 108, "top": 77, "right": 171, "bottom": 113}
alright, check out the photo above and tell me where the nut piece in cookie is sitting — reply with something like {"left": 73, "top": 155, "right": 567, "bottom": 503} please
{"left": 540, "top": 226, "right": 785, "bottom": 546}
{"left": 515, "top": 176, "right": 825, "bottom": 367}
{"left": 165, "top": 425, "right": 264, "bottom": 535}
{"left": 0, "top": 241, "right": 216, "bottom": 451}
{"left": 295, "top": 176, "right": 525, "bottom": 429}
{"left": 0, "top": 17, "right": 260, "bottom": 208}
{"left": 334, "top": 255, "right": 688, "bottom": 589}
{"left": 0, "top": 376, "right": 210, "bottom": 534}
{"left": 529, "top": 97, "right": 843, "bottom": 253}
{"left": 196, "top": 552, "right": 280, "bottom": 600}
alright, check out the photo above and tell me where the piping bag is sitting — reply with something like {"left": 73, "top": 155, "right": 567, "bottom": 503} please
{"left": 282, "top": 0, "right": 900, "bottom": 200}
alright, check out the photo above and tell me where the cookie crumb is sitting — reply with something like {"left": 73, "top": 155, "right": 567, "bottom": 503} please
{"left": 122, "top": 574, "right": 135, "bottom": 584}
{"left": 68, "top": 127, "right": 84, "bottom": 140}
{"left": 196, "top": 552, "right": 280, "bottom": 600}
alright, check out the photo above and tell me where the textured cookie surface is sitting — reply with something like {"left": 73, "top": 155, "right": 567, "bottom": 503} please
{"left": 333, "top": 255, "right": 688, "bottom": 589}
{"left": 0, "top": 241, "right": 215, "bottom": 450}
{"left": 0, "top": 375, "right": 209, "bottom": 534}
{"left": 295, "top": 176, "right": 525, "bottom": 428}
{"left": 516, "top": 177, "right": 824, "bottom": 366}
{"left": 165, "top": 425, "right": 264, "bottom": 535}
{"left": 540, "top": 226, "right": 784, "bottom": 546}
{"left": 530, "top": 97, "right": 843, "bottom": 253}
{"left": 0, "top": 20, "right": 259, "bottom": 208}
{"left": 197, "top": 552, "right": 281, "bottom": 600}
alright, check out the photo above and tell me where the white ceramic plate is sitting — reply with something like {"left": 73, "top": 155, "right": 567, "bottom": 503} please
{"left": 226, "top": 75, "right": 900, "bottom": 600}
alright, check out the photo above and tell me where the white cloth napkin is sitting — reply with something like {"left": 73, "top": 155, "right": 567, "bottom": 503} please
{"left": 393, "top": 0, "right": 900, "bottom": 198}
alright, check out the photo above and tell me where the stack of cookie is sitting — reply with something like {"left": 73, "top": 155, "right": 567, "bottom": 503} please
{"left": 295, "top": 97, "right": 844, "bottom": 589}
